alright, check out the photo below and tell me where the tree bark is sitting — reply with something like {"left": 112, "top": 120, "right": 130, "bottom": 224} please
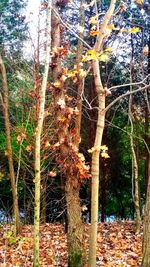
{"left": 33, "top": 2, "right": 51, "bottom": 266}
{"left": 66, "top": 1, "right": 86, "bottom": 265}
{"left": 65, "top": 178, "right": 85, "bottom": 267}
{"left": 40, "top": 174, "right": 47, "bottom": 224}
{"left": 0, "top": 53, "right": 21, "bottom": 235}
{"left": 88, "top": 1, "right": 116, "bottom": 266}
{"left": 142, "top": 159, "right": 150, "bottom": 267}
{"left": 75, "top": 0, "right": 85, "bottom": 136}
{"left": 51, "top": 2, "right": 86, "bottom": 265}
{"left": 129, "top": 39, "right": 141, "bottom": 232}
{"left": 142, "top": 32, "right": 150, "bottom": 267}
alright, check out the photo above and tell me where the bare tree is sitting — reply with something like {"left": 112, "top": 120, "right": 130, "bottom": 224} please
{"left": 0, "top": 54, "right": 21, "bottom": 235}
{"left": 88, "top": 1, "right": 117, "bottom": 266}
{"left": 33, "top": 1, "right": 51, "bottom": 266}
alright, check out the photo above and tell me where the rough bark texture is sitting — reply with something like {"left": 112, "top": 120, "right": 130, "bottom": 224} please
{"left": 142, "top": 159, "right": 150, "bottom": 267}
{"left": 65, "top": 178, "right": 84, "bottom": 267}
{"left": 33, "top": 2, "right": 51, "bottom": 266}
{"left": 66, "top": 2, "right": 86, "bottom": 265}
{"left": 51, "top": 2, "right": 86, "bottom": 266}
{"left": 0, "top": 53, "right": 20, "bottom": 235}
{"left": 88, "top": 1, "right": 116, "bottom": 266}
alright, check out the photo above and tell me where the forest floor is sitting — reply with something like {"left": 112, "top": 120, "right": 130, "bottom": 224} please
{"left": 0, "top": 221, "right": 142, "bottom": 267}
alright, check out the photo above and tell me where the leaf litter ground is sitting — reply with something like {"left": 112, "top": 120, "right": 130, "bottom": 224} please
{"left": 0, "top": 221, "right": 142, "bottom": 266}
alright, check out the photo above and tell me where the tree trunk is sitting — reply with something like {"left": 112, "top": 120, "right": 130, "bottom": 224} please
{"left": 144, "top": 105, "right": 150, "bottom": 192}
{"left": 65, "top": 178, "right": 85, "bottom": 267}
{"left": 142, "top": 34, "right": 150, "bottom": 267}
{"left": 142, "top": 159, "right": 150, "bottom": 267}
{"left": 88, "top": 1, "right": 116, "bottom": 266}
{"left": 129, "top": 40, "right": 141, "bottom": 232}
{"left": 33, "top": 2, "right": 51, "bottom": 266}
{"left": 75, "top": 0, "right": 85, "bottom": 136}
{"left": 129, "top": 129, "right": 141, "bottom": 232}
{"left": 40, "top": 174, "right": 47, "bottom": 224}
{"left": 66, "top": 1, "right": 86, "bottom": 265}
{"left": 0, "top": 53, "right": 21, "bottom": 235}
{"left": 129, "top": 101, "right": 141, "bottom": 232}
{"left": 51, "top": 3, "right": 86, "bottom": 266}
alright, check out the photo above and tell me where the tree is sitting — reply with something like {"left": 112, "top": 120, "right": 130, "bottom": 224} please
{"left": 51, "top": 2, "right": 88, "bottom": 265}
{"left": 0, "top": 0, "right": 28, "bottom": 234}
{"left": 33, "top": 1, "right": 51, "bottom": 266}
{"left": 142, "top": 160, "right": 150, "bottom": 267}
{"left": 0, "top": 54, "right": 21, "bottom": 234}
{"left": 88, "top": 1, "right": 117, "bottom": 266}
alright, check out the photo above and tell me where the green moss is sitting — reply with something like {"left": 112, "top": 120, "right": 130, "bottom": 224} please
{"left": 68, "top": 250, "right": 85, "bottom": 267}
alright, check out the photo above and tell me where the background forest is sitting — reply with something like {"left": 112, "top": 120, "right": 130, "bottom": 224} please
{"left": 0, "top": 0, "right": 150, "bottom": 266}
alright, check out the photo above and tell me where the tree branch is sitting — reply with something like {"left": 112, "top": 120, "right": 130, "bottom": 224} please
{"left": 105, "top": 85, "right": 150, "bottom": 112}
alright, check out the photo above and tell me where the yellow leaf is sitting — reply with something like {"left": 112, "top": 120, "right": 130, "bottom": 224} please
{"left": 52, "top": 46, "right": 58, "bottom": 53}
{"left": 79, "top": 69, "right": 87, "bottom": 77}
{"left": 104, "top": 47, "right": 113, "bottom": 53}
{"left": 67, "top": 70, "right": 78, "bottom": 78}
{"left": 129, "top": 27, "right": 141, "bottom": 33}
{"left": 78, "top": 153, "right": 85, "bottom": 161}
{"left": 82, "top": 49, "right": 99, "bottom": 61}
{"left": 101, "top": 152, "right": 110, "bottom": 158}
{"left": 136, "top": 0, "right": 144, "bottom": 5}
{"left": 89, "top": 15, "right": 98, "bottom": 25}
{"left": 100, "top": 145, "right": 108, "bottom": 151}
{"left": 99, "top": 54, "right": 109, "bottom": 62}
{"left": 53, "top": 80, "right": 62, "bottom": 88}
{"left": 108, "top": 24, "right": 115, "bottom": 30}
{"left": 88, "top": 147, "right": 96, "bottom": 153}
{"left": 88, "top": 49, "right": 97, "bottom": 56}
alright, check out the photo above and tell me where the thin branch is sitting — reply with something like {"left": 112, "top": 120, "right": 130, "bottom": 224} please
{"left": 109, "top": 74, "right": 150, "bottom": 91}
{"left": 105, "top": 85, "right": 150, "bottom": 112}
{"left": 52, "top": 7, "right": 92, "bottom": 49}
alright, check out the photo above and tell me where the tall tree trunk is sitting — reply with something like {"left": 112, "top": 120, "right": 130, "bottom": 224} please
{"left": 129, "top": 101, "right": 141, "bottom": 232}
{"left": 66, "top": 1, "right": 87, "bottom": 265}
{"left": 129, "top": 37, "right": 141, "bottom": 232}
{"left": 88, "top": 1, "right": 116, "bottom": 266}
{"left": 142, "top": 159, "right": 150, "bottom": 267}
{"left": 144, "top": 105, "right": 150, "bottom": 192}
{"left": 33, "top": 2, "right": 51, "bottom": 266}
{"left": 65, "top": 178, "right": 85, "bottom": 267}
{"left": 0, "top": 54, "right": 20, "bottom": 235}
{"left": 40, "top": 174, "right": 47, "bottom": 224}
{"left": 142, "top": 31, "right": 150, "bottom": 267}
{"left": 129, "top": 123, "right": 141, "bottom": 232}
{"left": 51, "top": 2, "right": 86, "bottom": 265}
{"left": 75, "top": 0, "right": 85, "bottom": 136}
